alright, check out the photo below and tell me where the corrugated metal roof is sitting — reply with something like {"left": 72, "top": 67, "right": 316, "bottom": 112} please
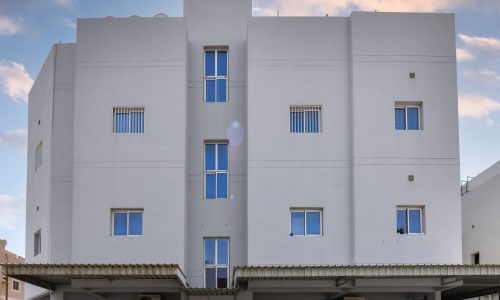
{"left": 233, "top": 264, "right": 500, "bottom": 285}
{"left": 0, "top": 263, "right": 186, "bottom": 290}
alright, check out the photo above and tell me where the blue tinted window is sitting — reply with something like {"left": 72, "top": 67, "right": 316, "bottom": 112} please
{"left": 206, "top": 80, "right": 216, "bottom": 102}
{"left": 204, "top": 239, "right": 216, "bottom": 264}
{"left": 217, "top": 51, "right": 227, "bottom": 77}
{"left": 206, "top": 174, "right": 216, "bottom": 199}
{"left": 205, "top": 268, "right": 216, "bottom": 288}
{"left": 218, "top": 144, "right": 228, "bottom": 171}
{"left": 113, "top": 212, "right": 127, "bottom": 236}
{"left": 291, "top": 211, "right": 305, "bottom": 236}
{"left": 409, "top": 209, "right": 421, "bottom": 233}
{"left": 217, "top": 79, "right": 226, "bottom": 102}
{"left": 407, "top": 107, "right": 419, "bottom": 130}
{"left": 217, "top": 268, "right": 228, "bottom": 288}
{"left": 205, "top": 51, "right": 215, "bottom": 76}
{"left": 128, "top": 212, "right": 143, "bottom": 235}
{"left": 397, "top": 210, "right": 407, "bottom": 234}
{"left": 217, "top": 173, "right": 228, "bottom": 198}
{"left": 306, "top": 211, "right": 321, "bottom": 235}
{"left": 217, "top": 239, "right": 229, "bottom": 265}
{"left": 395, "top": 108, "right": 406, "bottom": 130}
{"left": 205, "top": 144, "right": 216, "bottom": 170}
{"left": 129, "top": 112, "right": 144, "bottom": 134}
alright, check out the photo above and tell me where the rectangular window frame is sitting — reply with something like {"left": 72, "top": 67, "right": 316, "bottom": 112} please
{"left": 290, "top": 208, "right": 323, "bottom": 237}
{"left": 394, "top": 102, "right": 423, "bottom": 131}
{"left": 203, "top": 47, "right": 229, "bottom": 103}
{"left": 113, "top": 106, "right": 145, "bottom": 134}
{"left": 111, "top": 209, "right": 144, "bottom": 237}
{"left": 204, "top": 141, "right": 229, "bottom": 199}
{"left": 289, "top": 105, "right": 322, "bottom": 133}
{"left": 396, "top": 206, "right": 424, "bottom": 235}
{"left": 35, "top": 141, "right": 43, "bottom": 171}
{"left": 203, "top": 237, "right": 230, "bottom": 289}
{"left": 12, "top": 280, "right": 20, "bottom": 291}
{"left": 34, "top": 229, "right": 41, "bottom": 256}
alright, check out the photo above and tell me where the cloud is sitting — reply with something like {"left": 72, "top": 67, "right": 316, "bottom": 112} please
{"left": 51, "top": 0, "right": 76, "bottom": 8}
{"left": 478, "top": 69, "right": 500, "bottom": 83}
{"left": 0, "top": 194, "right": 25, "bottom": 230}
{"left": 0, "top": 16, "right": 22, "bottom": 36}
{"left": 0, "top": 129, "right": 27, "bottom": 152}
{"left": 0, "top": 61, "right": 34, "bottom": 103}
{"left": 456, "top": 48, "right": 475, "bottom": 62}
{"left": 486, "top": 118, "right": 496, "bottom": 126}
{"left": 62, "top": 17, "right": 76, "bottom": 29}
{"left": 253, "top": 0, "right": 473, "bottom": 16}
{"left": 458, "top": 34, "right": 500, "bottom": 50}
{"left": 459, "top": 94, "right": 500, "bottom": 118}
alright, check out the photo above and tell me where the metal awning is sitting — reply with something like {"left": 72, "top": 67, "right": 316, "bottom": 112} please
{"left": 0, "top": 264, "right": 187, "bottom": 291}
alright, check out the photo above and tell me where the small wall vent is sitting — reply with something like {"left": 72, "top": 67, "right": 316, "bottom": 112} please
{"left": 409, "top": 72, "right": 416, "bottom": 79}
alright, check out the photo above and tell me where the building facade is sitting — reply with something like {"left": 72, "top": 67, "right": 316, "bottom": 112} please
{"left": 0, "top": 240, "right": 25, "bottom": 300}
{"left": 22, "top": 0, "right": 465, "bottom": 299}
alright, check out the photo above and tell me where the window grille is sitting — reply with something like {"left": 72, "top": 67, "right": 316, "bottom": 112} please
{"left": 290, "top": 105, "right": 322, "bottom": 133}
{"left": 113, "top": 107, "right": 145, "bottom": 133}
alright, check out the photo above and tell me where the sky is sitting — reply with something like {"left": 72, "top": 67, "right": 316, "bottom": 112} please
{"left": 0, "top": 0, "right": 500, "bottom": 256}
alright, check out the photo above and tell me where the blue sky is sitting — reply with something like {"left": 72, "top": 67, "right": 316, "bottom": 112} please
{"left": 0, "top": 0, "right": 499, "bottom": 256}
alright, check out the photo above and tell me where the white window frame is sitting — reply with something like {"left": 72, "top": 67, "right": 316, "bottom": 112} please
{"left": 203, "top": 237, "right": 230, "bottom": 288}
{"left": 203, "top": 142, "right": 229, "bottom": 199}
{"left": 395, "top": 104, "right": 422, "bottom": 130}
{"left": 12, "top": 279, "right": 20, "bottom": 292}
{"left": 112, "top": 106, "right": 145, "bottom": 134}
{"left": 34, "top": 229, "right": 41, "bottom": 256}
{"left": 111, "top": 209, "right": 144, "bottom": 237}
{"left": 290, "top": 208, "right": 323, "bottom": 237}
{"left": 35, "top": 141, "right": 43, "bottom": 171}
{"left": 397, "top": 206, "right": 424, "bottom": 235}
{"left": 289, "top": 105, "right": 322, "bottom": 133}
{"left": 203, "top": 48, "right": 229, "bottom": 103}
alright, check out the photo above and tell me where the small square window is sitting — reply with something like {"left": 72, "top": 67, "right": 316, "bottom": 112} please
{"left": 35, "top": 141, "right": 43, "bottom": 171}
{"left": 112, "top": 210, "right": 143, "bottom": 236}
{"left": 34, "top": 229, "right": 41, "bottom": 256}
{"left": 290, "top": 209, "right": 322, "bottom": 236}
{"left": 204, "top": 48, "right": 228, "bottom": 103}
{"left": 113, "top": 107, "right": 144, "bottom": 133}
{"left": 395, "top": 103, "right": 422, "bottom": 130}
{"left": 204, "top": 238, "right": 229, "bottom": 288}
{"left": 397, "top": 206, "right": 424, "bottom": 234}
{"left": 290, "top": 105, "right": 322, "bottom": 133}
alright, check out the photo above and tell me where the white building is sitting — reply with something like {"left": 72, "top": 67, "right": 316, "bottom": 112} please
{"left": 4, "top": 0, "right": 500, "bottom": 299}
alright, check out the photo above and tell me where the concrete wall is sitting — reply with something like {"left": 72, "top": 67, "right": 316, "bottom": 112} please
{"left": 247, "top": 17, "right": 352, "bottom": 265}
{"left": 462, "top": 162, "right": 500, "bottom": 264}
{"left": 184, "top": 0, "right": 250, "bottom": 287}
{"left": 350, "top": 12, "right": 461, "bottom": 264}
{"left": 71, "top": 17, "right": 187, "bottom": 266}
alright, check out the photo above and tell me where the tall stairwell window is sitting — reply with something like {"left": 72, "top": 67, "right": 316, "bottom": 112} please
{"left": 204, "top": 47, "right": 228, "bottom": 102}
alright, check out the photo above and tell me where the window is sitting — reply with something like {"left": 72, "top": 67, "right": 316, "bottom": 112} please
{"left": 34, "top": 230, "right": 41, "bottom": 256}
{"left": 204, "top": 142, "right": 228, "bottom": 199}
{"left": 290, "top": 209, "right": 322, "bottom": 236}
{"left": 395, "top": 103, "right": 422, "bottom": 130}
{"left": 113, "top": 107, "right": 144, "bottom": 133}
{"left": 397, "top": 207, "right": 424, "bottom": 234}
{"left": 204, "top": 48, "right": 228, "bottom": 102}
{"left": 35, "top": 141, "right": 43, "bottom": 170}
{"left": 472, "top": 252, "right": 480, "bottom": 265}
{"left": 290, "top": 105, "right": 322, "bottom": 133}
{"left": 204, "top": 238, "right": 229, "bottom": 288}
{"left": 12, "top": 280, "right": 20, "bottom": 291}
{"left": 112, "top": 210, "right": 143, "bottom": 236}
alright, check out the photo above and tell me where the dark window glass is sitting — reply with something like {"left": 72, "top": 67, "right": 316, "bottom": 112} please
{"left": 113, "top": 212, "right": 128, "bottom": 236}
{"left": 395, "top": 108, "right": 406, "bottom": 130}
{"left": 204, "top": 239, "right": 216, "bottom": 265}
{"left": 128, "top": 212, "right": 143, "bottom": 235}
{"left": 205, "top": 268, "right": 216, "bottom": 288}
{"left": 206, "top": 174, "right": 216, "bottom": 199}
{"left": 291, "top": 211, "right": 305, "bottom": 236}
{"left": 218, "top": 144, "right": 228, "bottom": 170}
{"left": 206, "top": 79, "right": 216, "bottom": 102}
{"left": 217, "top": 173, "right": 228, "bottom": 198}
{"left": 217, "top": 79, "right": 227, "bottom": 102}
{"left": 407, "top": 107, "right": 419, "bottom": 130}
{"left": 217, "top": 51, "right": 227, "bottom": 76}
{"left": 409, "top": 209, "right": 421, "bottom": 233}
{"left": 217, "top": 268, "right": 228, "bottom": 288}
{"left": 205, "top": 144, "right": 216, "bottom": 170}
{"left": 205, "top": 51, "right": 215, "bottom": 76}
{"left": 306, "top": 211, "right": 321, "bottom": 235}
{"left": 397, "top": 210, "right": 407, "bottom": 234}
{"left": 217, "top": 239, "right": 229, "bottom": 265}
